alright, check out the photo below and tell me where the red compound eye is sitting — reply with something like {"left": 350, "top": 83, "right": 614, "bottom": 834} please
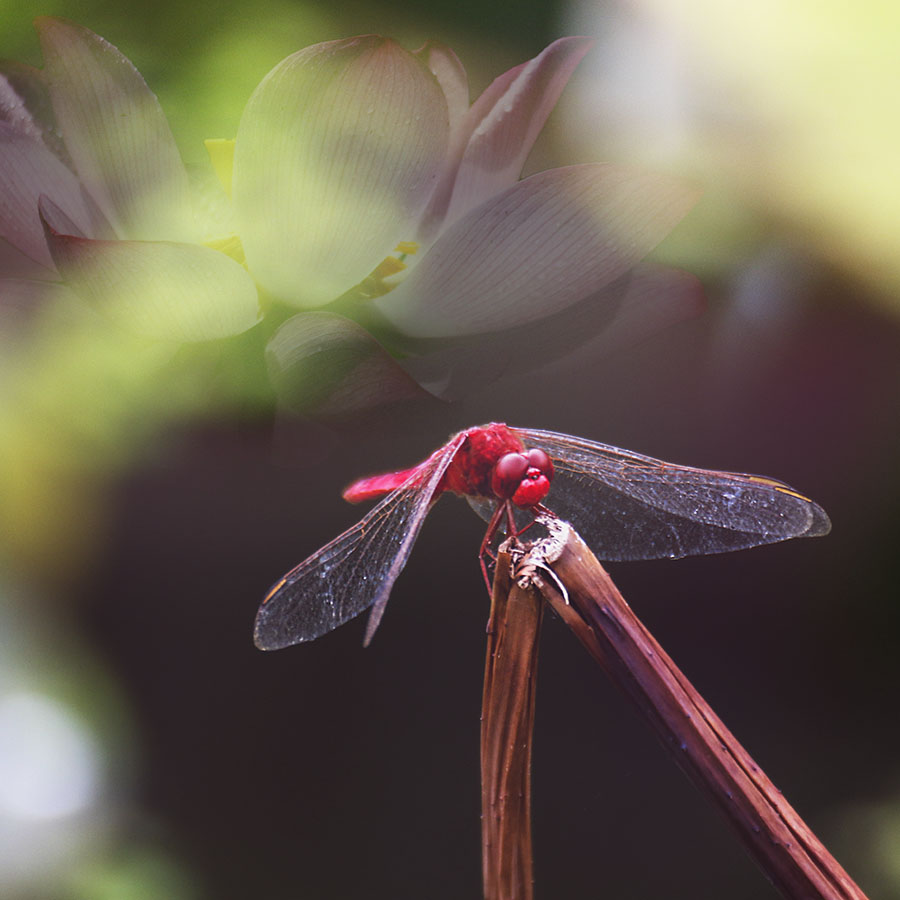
{"left": 526, "top": 448, "right": 553, "bottom": 481}
{"left": 491, "top": 452, "right": 529, "bottom": 499}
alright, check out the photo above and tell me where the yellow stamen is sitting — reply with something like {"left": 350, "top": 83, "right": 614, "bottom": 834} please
{"left": 347, "top": 242, "right": 420, "bottom": 300}
{"left": 374, "top": 256, "right": 407, "bottom": 278}
{"left": 353, "top": 257, "right": 404, "bottom": 299}
{"left": 204, "top": 138, "right": 236, "bottom": 198}
{"left": 331, "top": 242, "right": 420, "bottom": 304}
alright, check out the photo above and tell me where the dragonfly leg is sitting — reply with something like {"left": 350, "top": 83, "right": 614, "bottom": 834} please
{"left": 480, "top": 556, "right": 494, "bottom": 595}
{"left": 514, "top": 517, "right": 538, "bottom": 539}
{"left": 506, "top": 502, "right": 550, "bottom": 541}
{"left": 505, "top": 503, "right": 518, "bottom": 538}
{"left": 479, "top": 501, "right": 508, "bottom": 594}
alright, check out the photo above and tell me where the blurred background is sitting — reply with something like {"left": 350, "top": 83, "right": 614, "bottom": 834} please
{"left": 1, "top": 0, "right": 898, "bottom": 898}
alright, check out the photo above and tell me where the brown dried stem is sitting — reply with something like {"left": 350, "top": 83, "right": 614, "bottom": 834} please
{"left": 481, "top": 548, "right": 543, "bottom": 900}
{"left": 522, "top": 519, "right": 868, "bottom": 900}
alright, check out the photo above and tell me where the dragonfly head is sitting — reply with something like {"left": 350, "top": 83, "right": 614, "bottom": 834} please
{"left": 491, "top": 449, "right": 554, "bottom": 508}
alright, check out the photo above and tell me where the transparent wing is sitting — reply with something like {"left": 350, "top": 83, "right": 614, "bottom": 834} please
{"left": 255, "top": 433, "right": 466, "bottom": 649}
{"left": 511, "top": 427, "right": 831, "bottom": 561}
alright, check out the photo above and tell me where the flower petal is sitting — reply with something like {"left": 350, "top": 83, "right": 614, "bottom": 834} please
{"left": 568, "top": 264, "right": 705, "bottom": 360}
{"left": 0, "top": 238, "right": 57, "bottom": 280}
{"left": 397, "top": 264, "right": 703, "bottom": 399}
{"left": 0, "top": 61, "right": 57, "bottom": 150}
{"left": 409, "top": 42, "right": 470, "bottom": 247}
{"left": 40, "top": 201, "right": 260, "bottom": 342}
{"left": 424, "top": 37, "right": 593, "bottom": 236}
{"left": 377, "top": 163, "right": 698, "bottom": 337}
{"left": 0, "top": 121, "right": 95, "bottom": 267}
{"left": 0, "top": 278, "right": 78, "bottom": 339}
{"left": 36, "top": 18, "right": 196, "bottom": 242}
{"left": 413, "top": 41, "right": 468, "bottom": 133}
{"left": 266, "top": 311, "right": 429, "bottom": 418}
{"left": 232, "top": 36, "right": 449, "bottom": 308}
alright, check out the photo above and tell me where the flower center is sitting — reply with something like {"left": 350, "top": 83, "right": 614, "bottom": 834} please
{"left": 205, "top": 138, "right": 235, "bottom": 197}
{"left": 202, "top": 137, "right": 418, "bottom": 301}
{"left": 204, "top": 233, "right": 246, "bottom": 266}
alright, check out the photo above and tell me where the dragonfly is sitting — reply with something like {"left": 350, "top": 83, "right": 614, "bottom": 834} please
{"left": 254, "top": 423, "right": 831, "bottom": 650}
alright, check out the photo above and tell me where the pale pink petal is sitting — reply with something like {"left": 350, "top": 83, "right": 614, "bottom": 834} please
{"left": 36, "top": 18, "right": 196, "bottom": 242}
{"left": 413, "top": 41, "right": 468, "bottom": 132}
{"left": 416, "top": 50, "right": 522, "bottom": 243}
{"left": 423, "top": 37, "right": 593, "bottom": 237}
{"left": 266, "top": 311, "right": 429, "bottom": 418}
{"left": 41, "top": 203, "right": 260, "bottom": 342}
{"left": 0, "top": 60, "right": 77, "bottom": 172}
{"left": 377, "top": 163, "right": 698, "bottom": 337}
{"left": 0, "top": 62, "right": 53, "bottom": 147}
{"left": 398, "top": 264, "right": 703, "bottom": 398}
{"left": 409, "top": 43, "right": 469, "bottom": 248}
{"left": 0, "top": 237, "right": 57, "bottom": 280}
{"left": 0, "top": 121, "right": 95, "bottom": 267}
{"left": 566, "top": 264, "right": 705, "bottom": 361}
{"left": 37, "top": 194, "right": 88, "bottom": 238}
{"left": 0, "top": 277, "right": 78, "bottom": 337}
{"left": 232, "top": 36, "right": 449, "bottom": 308}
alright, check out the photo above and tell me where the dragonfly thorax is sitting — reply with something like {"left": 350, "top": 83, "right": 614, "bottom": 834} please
{"left": 441, "top": 423, "right": 525, "bottom": 497}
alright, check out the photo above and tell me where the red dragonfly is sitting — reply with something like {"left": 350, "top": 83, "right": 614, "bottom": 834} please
{"left": 255, "top": 423, "right": 830, "bottom": 650}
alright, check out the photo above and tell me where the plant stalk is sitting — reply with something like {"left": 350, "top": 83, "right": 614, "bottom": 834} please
{"left": 523, "top": 520, "right": 868, "bottom": 900}
{"left": 481, "top": 548, "right": 543, "bottom": 900}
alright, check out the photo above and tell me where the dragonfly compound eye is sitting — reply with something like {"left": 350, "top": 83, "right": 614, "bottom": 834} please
{"left": 525, "top": 448, "right": 554, "bottom": 481}
{"left": 491, "top": 452, "right": 530, "bottom": 499}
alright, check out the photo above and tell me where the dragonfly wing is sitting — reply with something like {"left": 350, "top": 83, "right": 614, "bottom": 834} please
{"left": 515, "top": 427, "right": 831, "bottom": 561}
{"left": 255, "top": 433, "right": 467, "bottom": 649}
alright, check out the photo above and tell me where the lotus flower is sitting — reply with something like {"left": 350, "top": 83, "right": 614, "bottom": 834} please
{"left": 231, "top": 35, "right": 701, "bottom": 414}
{"left": 0, "top": 18, "right": 260, "bottom": 342}
{"left": 1, "top": 23, "right": 700, "bottom": 416}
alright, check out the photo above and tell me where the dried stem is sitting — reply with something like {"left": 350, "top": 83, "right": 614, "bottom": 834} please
{"left": 521, "top": 519, "right": 868, "bottom": 900}
{"left": 481, "top": 547, "right": 543, "bottom": 900}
